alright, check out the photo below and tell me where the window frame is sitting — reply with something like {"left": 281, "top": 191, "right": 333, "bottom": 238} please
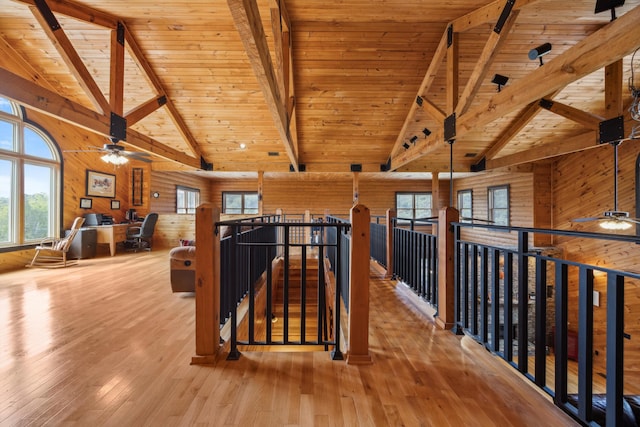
{"left": 222, "top": 191, "right": 259, "bottom": 215}
{"left": 176, "top": 185, "right": 200, "bottom": 214}
{"left": 457, "top": 189, "right": 473, "bottom": 223}
{"left": 395, "top": 192, "right": 433, "bottom": 222}
{"left": 488, "top": 185, "right": 510, "bottom": 226}
{"left": 0, "top": 99, "right": 61, "bottom": 248}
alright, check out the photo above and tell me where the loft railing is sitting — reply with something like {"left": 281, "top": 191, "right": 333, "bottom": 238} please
{"left": 392, "top": 217, "right": 438, "bottom": 307}
{"left": 218, "top": 217, "right": 351, "bottom": 360}
{"left": 370, "top": 215, "right": 387, "bottom": 268}
{"left": 326, "top": 215, "right": 351, "bottom": 309}
{"left": 453, "top": 222, "right": 640, "bottom": 427}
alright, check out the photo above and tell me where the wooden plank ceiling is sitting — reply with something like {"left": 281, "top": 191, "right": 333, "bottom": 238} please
{"left": 0, "top": 0, "right": 639, "bottom": 176}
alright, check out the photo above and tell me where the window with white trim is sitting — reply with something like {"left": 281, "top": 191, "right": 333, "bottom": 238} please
{"left": 223, "top": 192, "right": 259, "bottom": 214}
{"left": 0, "top": 97, "right": 61, "bottom": 247}
{"left": 176, "top": 185, "right": 200, "bottom": 214}
{"left": 457, "top": 189, "right": 473, "bottom": 222}
{"left": 488, "top": 185, "right": 510, "bottom": 226}
{"left": 395, "top": 192, "right": 432, "bottom": 221}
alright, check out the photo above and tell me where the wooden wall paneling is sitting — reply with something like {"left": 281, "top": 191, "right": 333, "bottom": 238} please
{"left": 453, "top": 171, "right": 535, "bottom": 248}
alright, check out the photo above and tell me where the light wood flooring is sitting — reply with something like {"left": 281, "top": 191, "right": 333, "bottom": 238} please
{"left": 0, "top": 249, "right": 577, "bottom": 426}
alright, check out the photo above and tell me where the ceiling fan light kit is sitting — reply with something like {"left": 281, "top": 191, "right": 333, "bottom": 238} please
{"left": 101, "top": 152, "right": 129, "bottom": 165}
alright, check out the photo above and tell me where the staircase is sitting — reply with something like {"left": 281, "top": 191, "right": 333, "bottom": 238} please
{"left": 270, "top": 256, "right": 325, "bottom": 346}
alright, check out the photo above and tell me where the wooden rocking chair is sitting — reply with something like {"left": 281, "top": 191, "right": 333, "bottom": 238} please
{"left": 27, "top": 217, "right": 85, "bottom": 268}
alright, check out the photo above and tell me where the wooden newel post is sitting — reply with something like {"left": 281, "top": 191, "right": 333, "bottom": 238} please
{"left": 192, "top": 203, "right": 221, "bottom": 364}
{"left": 435, "top": 206, "right": 459, "bottom": 330}
{"left": 347, "top": 203, "right": 372, "bottom": 365}
{"left": 385, "top": 209, "right": 395, "bottom": 279}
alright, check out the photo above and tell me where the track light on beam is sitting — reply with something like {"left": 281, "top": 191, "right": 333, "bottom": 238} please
{"left": 595, "top": 0, "right": 625, "bottom": 21}
{"left": 528, "top": 43, "right": 552, "bottom": 66}
{"left": 491, "top": 74, "right": 509, "bottom": 92}
{"left": 422, "top": 128, "right": 431, "bottom": 137}
{"left": 403, "top": 142, "right": 410, "bottom": 150}
{"left": 409, "top": 135, "right": 418, "bottom": 145}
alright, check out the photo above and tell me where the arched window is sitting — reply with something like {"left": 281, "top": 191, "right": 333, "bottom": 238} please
{"left": 0, "top": 97, "right": 61, "bottom": 247}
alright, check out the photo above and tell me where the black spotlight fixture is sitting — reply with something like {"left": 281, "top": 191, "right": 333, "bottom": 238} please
{"left": 403, "top": 142, "right": 410, "bottom": 150}
{"left": 422, "top": 127, "right": 431, "bottom": 137}
{"left": 491, "top": 74, "right": 509, "bottom": 92}
{"left": 528, "top": 42, "right": 552, "bottom": 66}
{"left": 595, "top": 0, "right": 625, "bottom": 21}
{"left": 409, "top": 135, "right": 418, "bottom": 145}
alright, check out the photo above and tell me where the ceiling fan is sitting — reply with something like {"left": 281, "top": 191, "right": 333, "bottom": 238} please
{"left": 572, "top": 139, "right": 640, "bottom": 231}
{"left": 65, "top": 142, "right": 152, "bottom": 165}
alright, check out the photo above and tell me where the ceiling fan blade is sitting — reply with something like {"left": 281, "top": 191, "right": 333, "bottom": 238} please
{"left": 572, "top": 217, "right": 603, "bottom": 222}
{"left": 622, "top": 217, "right": 640, "bottom": 225}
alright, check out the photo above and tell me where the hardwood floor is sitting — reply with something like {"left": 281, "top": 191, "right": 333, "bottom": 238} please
{"left": 0, "top": 250, "right": 577, "bottom": 426}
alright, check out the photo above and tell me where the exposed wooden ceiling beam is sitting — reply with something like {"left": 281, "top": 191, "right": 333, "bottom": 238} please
{"left": 29, "top": 0, "right": 110, "bottom": 114}
{"left": 122, "top": 23, "right": 205, "bottom": 161}
{"left": 228, "top": 0, "right": 298, "bottom": 171}
{"left": 605, "top": 59, "right": 624, "bottom": 118}
{"left": 268, "top": 0, "right": 290, "bottom": 31}
{"left": 13, "top": 0, "right": 118, "bottom": 29}
{"left": 539, "top": 99, "right": 604, "bottom": 130}
{"left": 125, "top": 95, "right": 167, "bottom": 126}
{"left": 389, "top": 30, "right": 448, "bottom": 159}
{"left": 481, "top": 90, "right": 561, "bottom": 161}
{"left": 392, "top": 5, "right": 640, "bottom": 170}
{"left": 390, "top": 0, "right": 540, "bottom": 160}
{"left": 0, "top": 34, "right": 57, "bottom": 92}
{"left": 486, "top": 131, "right": 598, "bottom": 170}
{"left": 0, "top": 67, "right": 201, "bottom": 169}
{"left": 109, "top": 22, "right": 125, "bottom": 116}
{"left": 455, "top": 9, "right": 519, "bottom": 117}
{"left": 451, "top": 0, "right": 538, "bottom": 33}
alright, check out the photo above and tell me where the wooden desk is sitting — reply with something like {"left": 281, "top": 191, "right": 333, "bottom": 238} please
{"left": 89, "top": 224, "right": 135, "bottom": 256}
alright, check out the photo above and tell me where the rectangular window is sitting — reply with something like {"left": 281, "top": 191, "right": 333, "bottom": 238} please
{"left": 395, "top": 192, "right": 432, "bottom": 221}
{"left": 457, "top": 189, "right": 472, "bottom": 222}
{"left": 488, "top": 185, "right": 510, "bottom": 226}
{"left": 23, "top": 163, "right": 53, "bottom": 241}
{"left": 176, "top": 186, "right": 200, "bottom": 214}
{"left": 223, "top": 192, "right": 259, "bottom": 215}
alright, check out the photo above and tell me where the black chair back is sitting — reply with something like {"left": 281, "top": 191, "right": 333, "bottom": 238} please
{"left": 140, "top": 213, "right": 158, "bottom": 238}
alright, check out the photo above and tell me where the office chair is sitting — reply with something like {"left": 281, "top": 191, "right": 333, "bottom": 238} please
{"left": 125, "top": 213, "right": 158, "bottom": 252}
{"left": 27, "top": 217, "right": 85, "bottom": 268}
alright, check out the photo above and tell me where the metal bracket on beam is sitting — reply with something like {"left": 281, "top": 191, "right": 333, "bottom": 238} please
{"left": 494, "top": 0, "right": 515, "bottom": 34}
{"left": 116, "top": 22, "right": 125, "bottom": 46}
{"left": 471, "top": 157, "right": 486, "bottom": 172}
{"left": 444, "top": 113, "right": 456, "bottom": 142}
{"left": 539, "top": 98, "right": 554, "bottom": 110}
{"left": 109, "top": 112, "right": 127, "bottom": 142}
{"left": 380, "top": 158, "right": 391, "bottom": 172}
{"left": 200, "top": 156, "right": 213, "bottom": 171}
{"left": 416, "top": 96, "right": 423, "bottom": 107}
{"left": 158, "top": 95, "right": 167, "bottom": 106}
{"left": 290, "top": 164, "right": 306, "bottom": 172}
{"left": 447, "top": 25, "right": 454, "bottom": 48}
{"left": 599, "top": 116, "right": 625, "bottom": 144}
{"left": 34, "top": 0, "right": 61, "bottom": 31}
{"left": 350, "top": 163, "right": 362, "bottom": 172}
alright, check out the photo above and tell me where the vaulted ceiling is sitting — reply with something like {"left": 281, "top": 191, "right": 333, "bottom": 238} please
{"left": 1, "top": 0, "right": 639, "bottom": 177}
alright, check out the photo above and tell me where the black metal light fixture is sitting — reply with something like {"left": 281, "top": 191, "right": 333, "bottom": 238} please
{"left": 403, "top": 142, "right": 410, "bottom": 150}
{"left": 491, "top": 74, "right": 509, "bottom": 92}
{"left": 528, "top": 42, "right": 552, "bottom": 66}
{"left": 409, "top": 135, "right": 418, "bottom": 145}
{"left": 595, "top": 0, "right": 625, "bottom": 20}
{"left": 422, "top": 128, "right": 431, "bottom": 137}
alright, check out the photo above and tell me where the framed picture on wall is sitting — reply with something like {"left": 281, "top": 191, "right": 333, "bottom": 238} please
{"left": 86, "top": 170, "right": 116, "bottom": 198}
{"left": 80, "top": 198, "right": 92, "bottom": 209}
{"left": 111, "top": 200, "right": 120, "bottom": 210}
{"left": 132, "top": 168, "right": 143, "bottom": 206}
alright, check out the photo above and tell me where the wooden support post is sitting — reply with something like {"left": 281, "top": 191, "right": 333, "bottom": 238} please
{"left": 258, "top": 171, "right": 264, "bottom": 215}
{"left": 192, "top": 203, "right": 221, "bottom": 364}
{"left": 352, "top": 172, "right": 359, "bottom": 204}
{"left": 435, "top": 206, "right": 459, "bottom": 330}
{"left": 347, "top": 204, "right": 372, "bottom": 364}
{"left": 304, "top": 209, "right": 311, "bottom": 245}
{"left": 385, "top": 209, "right": 395, "bottom": 279}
